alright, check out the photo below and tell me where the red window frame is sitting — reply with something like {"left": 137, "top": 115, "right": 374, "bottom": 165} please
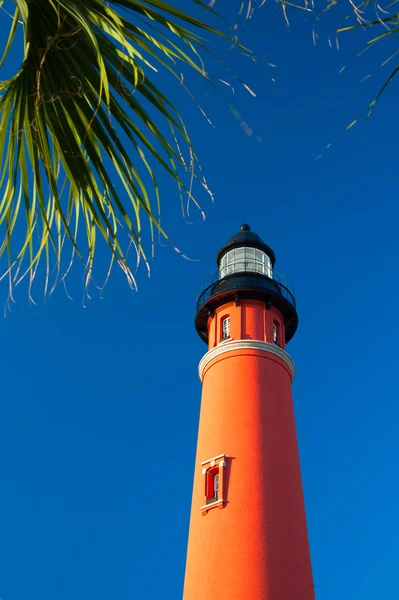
{"left": 200, "top": 454, "right": 228, "bottom": 514}
{"left": 205, "top": 467, "right": 220, "bottom": 504}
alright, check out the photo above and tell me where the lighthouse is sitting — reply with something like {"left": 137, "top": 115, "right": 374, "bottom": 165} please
{"left": 183, "top": 225, "right": 315, "bottom": 600}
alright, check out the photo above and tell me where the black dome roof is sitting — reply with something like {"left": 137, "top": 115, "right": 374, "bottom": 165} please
{"left": 216, "top": 225, "right": 276, "bottom": 267}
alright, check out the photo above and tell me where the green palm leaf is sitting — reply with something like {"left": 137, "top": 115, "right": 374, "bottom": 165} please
{"left": 0, "top": 0, "right": 236, "bottom": 297}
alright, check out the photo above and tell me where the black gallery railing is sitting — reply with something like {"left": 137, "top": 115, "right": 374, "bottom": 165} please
{"left": 196, "top": 265, "right": 296, "bottom": 311}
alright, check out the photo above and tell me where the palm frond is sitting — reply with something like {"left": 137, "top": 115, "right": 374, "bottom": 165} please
{"left": 0, "top": 0, "right": 239, "bottom": 299}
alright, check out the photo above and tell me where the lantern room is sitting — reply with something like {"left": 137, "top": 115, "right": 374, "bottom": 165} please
{"left": 217, "top": 223, "right": 275, "bottom": 279}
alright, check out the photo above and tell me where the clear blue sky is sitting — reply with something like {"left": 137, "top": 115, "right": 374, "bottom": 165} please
{"left": 1, "top": 2, "right": 399, "bottom": 599}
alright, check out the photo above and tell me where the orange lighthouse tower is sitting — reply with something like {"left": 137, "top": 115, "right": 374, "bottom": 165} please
{"left": 183, "top": 225, "right": 315, "bottom": 600}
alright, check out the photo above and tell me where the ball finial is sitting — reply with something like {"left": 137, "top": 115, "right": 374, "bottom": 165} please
{"left": 240, "top": 224, "right": 251, "bottom": 231}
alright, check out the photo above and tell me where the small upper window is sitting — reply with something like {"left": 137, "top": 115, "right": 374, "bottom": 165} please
{"left": 273, "top": 321, "right": 280, "bottom": 346}
{"left": 221, "top": 316, "right": 230, "bottom": 340}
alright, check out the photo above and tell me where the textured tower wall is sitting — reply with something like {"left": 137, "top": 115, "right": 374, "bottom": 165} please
{"left": 183, "top": 301, "right": 314, "bottom": 600}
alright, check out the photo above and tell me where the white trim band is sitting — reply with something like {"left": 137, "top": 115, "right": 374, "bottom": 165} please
{"left": 198, "top": 340, "right": 295, "bottom": 381}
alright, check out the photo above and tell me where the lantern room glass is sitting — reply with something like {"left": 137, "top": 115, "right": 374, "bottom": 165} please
{"left": 219, "top": 247, "right": 272, "bottom": 278}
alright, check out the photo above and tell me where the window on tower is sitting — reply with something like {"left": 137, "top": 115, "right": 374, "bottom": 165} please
{"left": 273, "top": 321, "right": 280, "bottom": 346}
{"left": 221, "top": 316, "right": 230, "bottom": 340}
{"left": 206, "top": 467, "right": 220, "bottom": 504}
{"left": 200, "top": 454, "right": 228, "bottom": 514}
